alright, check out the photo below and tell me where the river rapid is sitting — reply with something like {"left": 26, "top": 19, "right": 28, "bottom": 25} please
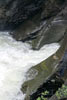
{"left": 0, "top": 32, "right": 60, "bottom": 100}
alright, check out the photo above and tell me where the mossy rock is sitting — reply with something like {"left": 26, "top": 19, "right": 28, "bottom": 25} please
{"left": 22, "top": 32, "right": 67, "bottom": 100}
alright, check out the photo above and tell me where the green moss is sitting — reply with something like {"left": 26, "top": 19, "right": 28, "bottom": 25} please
{"left": 56, "top": 85, "right": 67, "bottom": 99}
{"left": 40, "top": 62, "right": 48, "bottom": 71}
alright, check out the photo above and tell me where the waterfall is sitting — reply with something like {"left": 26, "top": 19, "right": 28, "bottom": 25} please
{"left": 0, "top": 32, "right": 60, "bottom": 100}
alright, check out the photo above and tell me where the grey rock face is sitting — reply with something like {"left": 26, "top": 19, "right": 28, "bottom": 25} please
{"left": 0, "top": 0, "right": 66, "bottom": 30}
{"left": 23, "top": 33, "right": 67, "bottom": 100}
{"left": 11, "top": 5, "right": 67, "bottom": 49}
{"left": 0, "top": 0, "right": 44, "bottom": 30}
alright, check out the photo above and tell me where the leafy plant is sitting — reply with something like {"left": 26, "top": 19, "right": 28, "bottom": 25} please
{"left": 36, "top": 97, "right": 41, "bottom": 100}
{"left": 36, "top": 90, "right": 49, "bottom": 100}
{"left": 36, "top": 96, "right": 47, "bottom": 100}
{"left": 56, "top": 85, "right": 67, "bottom": 99}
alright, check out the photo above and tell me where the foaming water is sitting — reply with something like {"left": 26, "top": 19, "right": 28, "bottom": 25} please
{"left": 0, "top": 32, "right": 60, "bottom": 100}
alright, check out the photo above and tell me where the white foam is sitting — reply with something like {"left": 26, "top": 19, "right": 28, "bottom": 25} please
{"left": 0, "top": 32, "right": 60, "bottom": 100}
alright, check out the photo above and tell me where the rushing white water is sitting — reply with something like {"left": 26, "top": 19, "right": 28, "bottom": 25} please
{"left": 0, "top": 32, "right": 60, "bottom": 100}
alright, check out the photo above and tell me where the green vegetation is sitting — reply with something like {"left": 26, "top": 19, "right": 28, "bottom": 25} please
{"left": 41, "top": 90, "right": 49, "bottom": 95}
{"left": 36, "top": 90, "right": 49, "bottom": 100}
{"left": 56, "top": 85, "right": 67, "bottom": 99}
{"left": 36, "top": 97, "right": 41, "bottom": 100}
{"left": 36, "top": 97, "right": 47, "bottom": 100}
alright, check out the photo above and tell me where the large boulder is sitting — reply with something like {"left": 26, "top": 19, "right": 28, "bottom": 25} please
{"left": 21, "top": 32, "right": 67, "bottom": 100}
{"left": 0, "top": 0, "right": 66, "bottom": 30}
{"left": 11, "top": 6, "right": 67, "bottom": 49}
{"left": 0, "top": 0, "right": 66, "bottom": 50}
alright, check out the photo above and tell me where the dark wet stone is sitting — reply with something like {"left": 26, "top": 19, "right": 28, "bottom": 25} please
{"left": 30, "top": 74, "right": 64, "bottom": 100}
{"left": 10, "top": 3, "right": 67, "bottom": 49}
{"left": 0, "top": 0, "right": 66, "bottom": 30}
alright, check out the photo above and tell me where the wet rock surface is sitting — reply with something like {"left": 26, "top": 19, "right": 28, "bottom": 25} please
{"left": 21, "top": 33, "right": 67, "bottom": 100}
{"left": 0, "top": 0, "right": 66, "bottom": 30}
{"left": 0, "top": 0, "right": 67, "bottom": 100}
{"left": 29, "top": 51, "right": 67, "bottom": 100}
{"left": 30, "top": 73, "right": 64, "bottom": 100}
{"left": 11, "top": 3, "right": 67, "bottom": 49}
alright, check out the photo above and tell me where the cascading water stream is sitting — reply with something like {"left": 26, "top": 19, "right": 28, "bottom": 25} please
{"left": 0, "top": 32, "right": 60, "bottom": 100}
